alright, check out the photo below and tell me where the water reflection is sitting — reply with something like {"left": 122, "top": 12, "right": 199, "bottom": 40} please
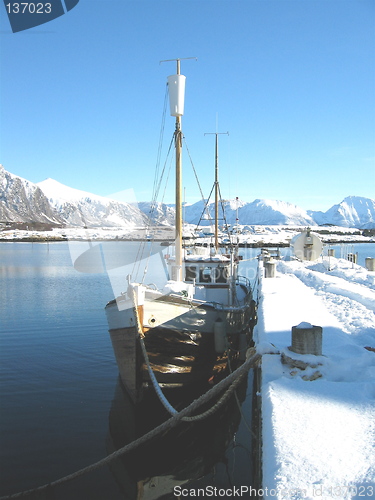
{"left": 106, "top": 376, "right": 252, "bottom": 499}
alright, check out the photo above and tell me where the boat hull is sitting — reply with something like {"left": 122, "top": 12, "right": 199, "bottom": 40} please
{"left": 105, "top": 289, "right": 254, "bottom": 401}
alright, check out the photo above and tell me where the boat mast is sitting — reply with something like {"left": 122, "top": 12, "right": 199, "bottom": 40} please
{"left": 162, "top": 57, "right": 196, "bottom": 281}
{"left": 174, "top": 60, "right": 183, "bottom": 281}
{"left": 205, "top": 132, "right": 229, "bottom": 252}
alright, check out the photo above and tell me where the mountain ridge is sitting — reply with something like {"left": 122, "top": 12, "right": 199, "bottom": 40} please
{"left": 0, "top": 166, "right": 64, "bottom": 224}
{"left": 308, "top": 196, "right": 375, "bottom": 229}
{"left": 37, "top": 177, "right": 150, "bottom": 228}
{"left": 1, "top": 166, "right": 374, "bottom": 229}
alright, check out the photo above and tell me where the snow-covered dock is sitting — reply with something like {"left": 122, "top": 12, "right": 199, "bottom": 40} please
{"left": 254, "top": 257, "right": 375, "bottom": 499}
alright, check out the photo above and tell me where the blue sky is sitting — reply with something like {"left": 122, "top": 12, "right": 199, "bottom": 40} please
{"left": 1, "top": 0, "right": 374, "bottom": 211}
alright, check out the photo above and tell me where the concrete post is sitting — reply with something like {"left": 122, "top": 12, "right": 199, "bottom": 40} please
{"left": 264, "top": 259, "right": 276, "bottom": 278}
{"left": 290, "top": 322, "right": 322, "bottom": 356}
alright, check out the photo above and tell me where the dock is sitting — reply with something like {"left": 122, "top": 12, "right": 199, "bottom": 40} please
{"left": 253, "top": 257, "right": 375, "bottom": 498}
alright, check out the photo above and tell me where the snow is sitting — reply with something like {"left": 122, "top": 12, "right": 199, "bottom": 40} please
{"left": 2, "top": 166, "right": 375, "bottom": 230}
{"left": 184, "top": 198, "right": 316, "bottom": 226}
{"left": 2, "top": 166, "right": 375, "bottom": 229}
{"left": 295, "top": 322, "right": 314, "bottom": 329}
{"left": 184, "top": 196, "right": 375, "bottom": 228}
{"left": 262, "top": 378, "right": 374, "bottom": 498}
{"left": 37, "top": 178, "right": 120, "bottom": 208}
{"left": 310, "top": 196, "right": 375, "bottom": 229}
{"left": 185, "top": 253, "right": 230, "bottom": 262}
{"left": 162, "top": 280, "right": 194, "bottom": 299}
{"left": 254, "top": 256, "right": 375, "bottom": 498}
{"left": 278, "top": 260, "right": 375, "bottom": 312}
{"left": 35, "top": 178, "right": 148, "bottom": 228}
{"left": 1, "top": 164, "right": 41, "bottom": 200}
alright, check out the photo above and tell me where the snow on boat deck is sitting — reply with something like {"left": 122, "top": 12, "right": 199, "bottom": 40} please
{"left": 254, "top": 257, "right": 375, "bottom": 499}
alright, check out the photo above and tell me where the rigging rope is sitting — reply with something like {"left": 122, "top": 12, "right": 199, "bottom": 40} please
{"left": 150, "top": 134, "right": 174, "bottom": 209}
{"left": 160, "top": 152, "right": 174, "bottom": 205}
{"left": 130, "top": 85, "right": 172, "bottom": 282}
{"left": 183, "top": 137, "right": 208, "bottom": 207}
{"left": 195, "top": 183, "right": 215, "bottom": 229}
{"left": 151, "top": 83, "right": 169, "bottom": 205}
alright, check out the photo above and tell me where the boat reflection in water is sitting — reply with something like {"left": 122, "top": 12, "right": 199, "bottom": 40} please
{"left": 106, "top": 375, "right": 252, "bottom": 500}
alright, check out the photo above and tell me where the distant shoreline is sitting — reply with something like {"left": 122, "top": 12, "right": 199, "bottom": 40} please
{"left": 1, "top": 223, "right": 374, "bottom": 247}
{"left": 0, "top": 233, "right": 373, "bottom": 246}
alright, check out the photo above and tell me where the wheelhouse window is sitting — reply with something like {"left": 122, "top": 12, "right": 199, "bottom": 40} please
{"left": 216, "top": 266, "right": 228, "bottom": 283}
{"left": 199, "top": 266, "right": 212, "bottom": 283}
{"left": 185, "top": 263, "right": 229, "bottom": 284}
{"left": 185, "top": 266, "right": 197, "bottom": 282}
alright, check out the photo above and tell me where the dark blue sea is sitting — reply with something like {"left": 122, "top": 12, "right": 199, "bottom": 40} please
{"left": 0, "top": 242, "right": 124, "bottom": 499}
{"left": 0, "top": 241, "right": 260, "bottom": 500}
{"left": 1, "top": 241, "right": 374, "bottom": 498}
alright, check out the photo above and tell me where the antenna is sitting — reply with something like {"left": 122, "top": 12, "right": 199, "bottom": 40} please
{"left": 160, "top": 57, "right": 197, "bottom": 74}
{"left": 204, "top": 132, "right": 229, "bottom": 251}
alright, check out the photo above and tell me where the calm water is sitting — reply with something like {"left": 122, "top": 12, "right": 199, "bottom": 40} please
{"left": 1, "top": 241, "right": 374, "bottom": 499}
{"left": 0, "top": 242, "right": 123, "bottom": 499}
{"left": 0, "top": 242, "right": 257, "bottom": 499}
{"left": 325, "top": 242, "right": 375, "bottom": 267}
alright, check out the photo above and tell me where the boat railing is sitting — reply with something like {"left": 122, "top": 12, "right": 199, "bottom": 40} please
{"left": 235, "top": 275, "right": 253, "bottom": 305}
{"left": 236, "top": 274, "right": 251, "bottom": 291}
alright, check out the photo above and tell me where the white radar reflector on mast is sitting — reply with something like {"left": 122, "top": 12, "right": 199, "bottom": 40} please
{"left": 167, "top": 74, "right": 186, "bottom": 117}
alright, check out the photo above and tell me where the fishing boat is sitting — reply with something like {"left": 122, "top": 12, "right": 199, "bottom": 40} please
{"left": 105, "top": 59, "right": 255, "bottom": 402}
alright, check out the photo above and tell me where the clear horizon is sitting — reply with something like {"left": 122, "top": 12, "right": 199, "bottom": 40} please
{"left": 1, "top": 1, "right": 374, "bottom": 212}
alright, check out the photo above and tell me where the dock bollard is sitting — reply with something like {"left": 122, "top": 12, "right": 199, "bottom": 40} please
{"left": 262, "top": 250, "right": 270, "bottom": 263}
{"left": 365, "top": 258, "right": 375, "bottom": 271}
{"left": 264, "top": 259, "right": 276, "bottom": 278}
{"left": 290, "top": 322, "right": 322, "bottom": 356}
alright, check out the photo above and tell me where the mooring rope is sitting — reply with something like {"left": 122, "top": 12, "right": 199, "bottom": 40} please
{"left": 139, "top": 332, "right": 250, "bottom": 422}
{"left": 0, "top": 351, "right": 261, "bottom": 500}
{"left": 1, "top": 291, "right": 260, "bottom": 500}
{"left": 227, "top": 347, "right": 258, "bottom": 440}
{"left": 138, "top": 333, "right": 178, "bottom": 416}
{"left": 133, "top": 288, "right": 252, "bottom": 422}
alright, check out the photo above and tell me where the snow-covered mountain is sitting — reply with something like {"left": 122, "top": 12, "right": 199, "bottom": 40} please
{"left": 0, "top": 165, "right": 149, "bottom": 227}
{"left": 136, "top": 201, "right": 175, "bottom": 226}
{"left": 1, "top": 166, "right": 374, "bottom": 229}
{"left": 166, "top": 196, "right": 375, "bottom": 228}
{"left": 37, "top": 178, "right": 149, "bottom": 228}
{"left": 0, "top": 165, "right": 63, "bottom": 224}
{"left": 308, "top": 196, "right": 375, "bottom": 229}
{"left": 183, "top": 198, "right": 315, "bottom": 226}
{"left": 239, "top": 198, "right": 315, "bottom": 226}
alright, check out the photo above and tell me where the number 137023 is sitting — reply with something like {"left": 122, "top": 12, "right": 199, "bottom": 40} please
{"left": 5, "top": 3, "right": 52, "bottom": 14}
